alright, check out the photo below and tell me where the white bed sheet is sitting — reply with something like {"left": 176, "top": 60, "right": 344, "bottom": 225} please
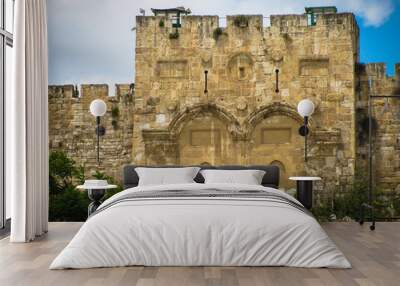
{"left": 50, "top": 183, "right": 351, "bottom": 269}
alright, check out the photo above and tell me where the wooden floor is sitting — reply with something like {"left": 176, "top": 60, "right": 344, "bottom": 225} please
{"left": 0, "top": 222, "right": 399, "bottom": 286}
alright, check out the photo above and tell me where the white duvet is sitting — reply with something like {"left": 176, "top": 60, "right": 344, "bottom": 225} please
{"left": 50, "top": 183, "right": 351, "bottom": 269}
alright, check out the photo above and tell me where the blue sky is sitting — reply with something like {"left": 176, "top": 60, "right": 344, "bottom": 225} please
{"left": 47, "top": 0, "right": 400, "bottom": 91}
{"left": 358, "top": 4, "right": 400, "bottom": 75}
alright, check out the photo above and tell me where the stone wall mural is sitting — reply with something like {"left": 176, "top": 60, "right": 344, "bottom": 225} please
{"left": 48, "top": 12, "right": 400, "bottom": 194}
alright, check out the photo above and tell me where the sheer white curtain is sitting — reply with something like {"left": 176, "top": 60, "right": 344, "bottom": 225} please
{"left": 8, "top": 0, "right": 48, "bottom": 242}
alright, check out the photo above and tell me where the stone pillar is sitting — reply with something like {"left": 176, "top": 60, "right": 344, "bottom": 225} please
{"left": 142, "top": 130, "right": 178, "bottom": 165}
{"left": 306, "top": 128, "right": 343, "bottom": 197}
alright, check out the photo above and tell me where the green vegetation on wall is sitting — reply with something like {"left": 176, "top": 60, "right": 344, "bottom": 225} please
{"left": 169, "top": 30, "right": 179, "bottom": 39}
{"left": 111, "top": 105, "right": 120, "bottom": 129}
{"left": 233, "top": 15, "right": 249, "bottom": 28}
{"left": 213, "top": 27, "right": 226, "bottom": 41}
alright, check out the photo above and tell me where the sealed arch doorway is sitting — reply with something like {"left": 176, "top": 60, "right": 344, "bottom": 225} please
{"left": 249, "top": 115, "right": 305, "bottom": 189}
{"left": 178, "top": 114, "right": 237, "bottom": 166}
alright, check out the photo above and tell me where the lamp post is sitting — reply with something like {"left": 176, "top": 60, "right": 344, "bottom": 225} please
{"left": 89, "top": 99, "right": 107, "bottom": 164}
{"left": 297, "top": 99, "right": 315, "bottom": 162}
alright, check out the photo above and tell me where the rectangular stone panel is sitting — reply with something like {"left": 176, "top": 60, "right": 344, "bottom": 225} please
{"left": 156, "top": 60, "right": 188, "bottom": 78}
{"left": 190, "top": 129, "right": 221, "bottom": 147}
{"left": 261, "top": 128, "right": 292, "bottom": 144}
{"left": 299, "top": 59, "right": 329, "bottom": 76}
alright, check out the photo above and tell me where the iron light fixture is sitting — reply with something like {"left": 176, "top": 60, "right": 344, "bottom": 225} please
{"left": 90, "top": 99, "right": 107, "bottom": 164}
{"left": 204, "top": 70, "right": 208, "bottom": 95}
{"left": 297, "top": 99, "right": 315, "bottom": 162}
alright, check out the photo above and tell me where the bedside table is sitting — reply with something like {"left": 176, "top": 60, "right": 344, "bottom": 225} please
{"left": 77, "top": 183, "right": 118, "bottom": 216}
{"left": 289, "top": 177, "right": 321, "bottom": 209}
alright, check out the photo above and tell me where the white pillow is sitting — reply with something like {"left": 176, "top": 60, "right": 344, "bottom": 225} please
{"left": 135, "top": 167, "right": 200, "bottom": 186}
{"left": 200, "top": 169, "right": 266, "bottom": 185}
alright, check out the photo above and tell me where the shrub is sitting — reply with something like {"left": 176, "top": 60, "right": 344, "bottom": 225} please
{"left": 311, "top": 171, "right": 400, "bottom": 221}
{"left": 311, "top": 201, "right": 332, "bottom": 222}
{"left": 49, "top": 151, "right": 122, "bottom": 221}
{"left": 49, "top": 185, "right": 90, "bottom": 222}
{"left": 233, "top": 15, "right": 248, "bottom": 28}
{"left": 49, "top": 151, "right": 77, "bottom": 193}
{"left": 169, "top": 30, "right": 179, "bottom": 39}
{"left": 111, "top": 106, "right": 119, "bottom": 129}
{"left": 213, "top": 27, "right": 225, "bottom": 41}
{"left": 111, "top": 106, "right": 120, "bottom": 118}
{"left": 159, "top": 19, "right": 165, "bottom": 28}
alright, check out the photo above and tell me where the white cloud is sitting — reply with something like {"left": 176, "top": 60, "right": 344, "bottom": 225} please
{"left": 47, "top": 0, "right": 396, "bottom": 88}
{"left": 340, "top": 0, "right": 394, "bottom": 26}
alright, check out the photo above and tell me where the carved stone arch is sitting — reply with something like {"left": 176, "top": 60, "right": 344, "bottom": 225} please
{"left": 269, "top": 160, "right": 287, "bottom": 188}
{"left": 244, "top": 102, "right": 308, "bottom": 139}
{"left": 169, "top": 103, "right": 244, "bottom": 140}
{"left": 270, "top": 160, "right": 286, "bottom": 173}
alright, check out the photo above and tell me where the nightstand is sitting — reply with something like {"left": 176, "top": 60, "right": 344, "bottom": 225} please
{"left": 77, "top": 182, "right": 118, "bottom": 217}
{"left": 289, "top": 177, "right": 321, "bottom": 209}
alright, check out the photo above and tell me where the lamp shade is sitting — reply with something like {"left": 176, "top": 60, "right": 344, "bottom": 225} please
{"left": 89, "top": 99, "right": 107, "bottom": 117}
{"left": 297, "top": 99, "right": 315, "bottom": 118}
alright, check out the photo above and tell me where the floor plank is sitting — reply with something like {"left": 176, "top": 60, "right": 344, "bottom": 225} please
{"left": 0, "top": 222, "right": 399, "bottom": 286}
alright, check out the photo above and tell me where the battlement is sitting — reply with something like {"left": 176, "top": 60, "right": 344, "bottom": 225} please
{"left": 48, "top": 84, "right": 133, "bottom": 102}
{"left": 270, "top": 12, "right": 356, "bottom": 29}
{"left": 361, "top": 63, "right": 400, "bottom": 79}
{"left": 136, "top": 12, "right": 358, "bottom": 33}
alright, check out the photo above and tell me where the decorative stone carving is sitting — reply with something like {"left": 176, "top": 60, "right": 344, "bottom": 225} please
{"left": 200, "top": 51, "right": 213, "bottom": 69}
{"left": 271, "top": 51, "right": 284, "bottom": 63}
{"left": 167, "top": 101, "right": 178, "bottom": 112}
{"left": 147, "top": 96, "right": 160, "bottom": 106}
{"left": 228, "top": 53, "right": 254, "bottom": 81}
{"left": 236, "top": 99, "right": 248, "bottom": 111}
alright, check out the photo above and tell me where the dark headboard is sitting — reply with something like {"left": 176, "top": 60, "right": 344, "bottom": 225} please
{"left": 122, "top": 165, "right": 280, "bottom": 189}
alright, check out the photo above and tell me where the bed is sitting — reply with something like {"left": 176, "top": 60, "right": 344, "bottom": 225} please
{"left": 50, "top": 165, "right": 350, "bottom": 269}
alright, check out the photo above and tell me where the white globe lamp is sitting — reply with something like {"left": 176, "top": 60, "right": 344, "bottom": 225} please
{"left": 90, "top": 99, "right": 107, "bottom": 117}
{"left": 297, "top": 99, "right": 315, "bottom": 118}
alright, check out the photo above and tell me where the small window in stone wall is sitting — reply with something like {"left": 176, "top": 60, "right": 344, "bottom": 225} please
{"left": 270, "top": 160, "right": 286, "bottom": 173}
{"left": 270, "top": 160, "right": 288, "bottom": 188}
{"left": 307, "top": 13, "right": 318, "bottom": 26}
{"left": 239, "top": 67, "right": 246, "bottom": 79}
{"left": 261, "top": 128, "right": 292, "bottom": 144}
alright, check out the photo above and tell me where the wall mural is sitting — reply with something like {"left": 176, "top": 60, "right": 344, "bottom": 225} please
{"left": 49, "top": 12, "right": 400, "bottom": 195}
